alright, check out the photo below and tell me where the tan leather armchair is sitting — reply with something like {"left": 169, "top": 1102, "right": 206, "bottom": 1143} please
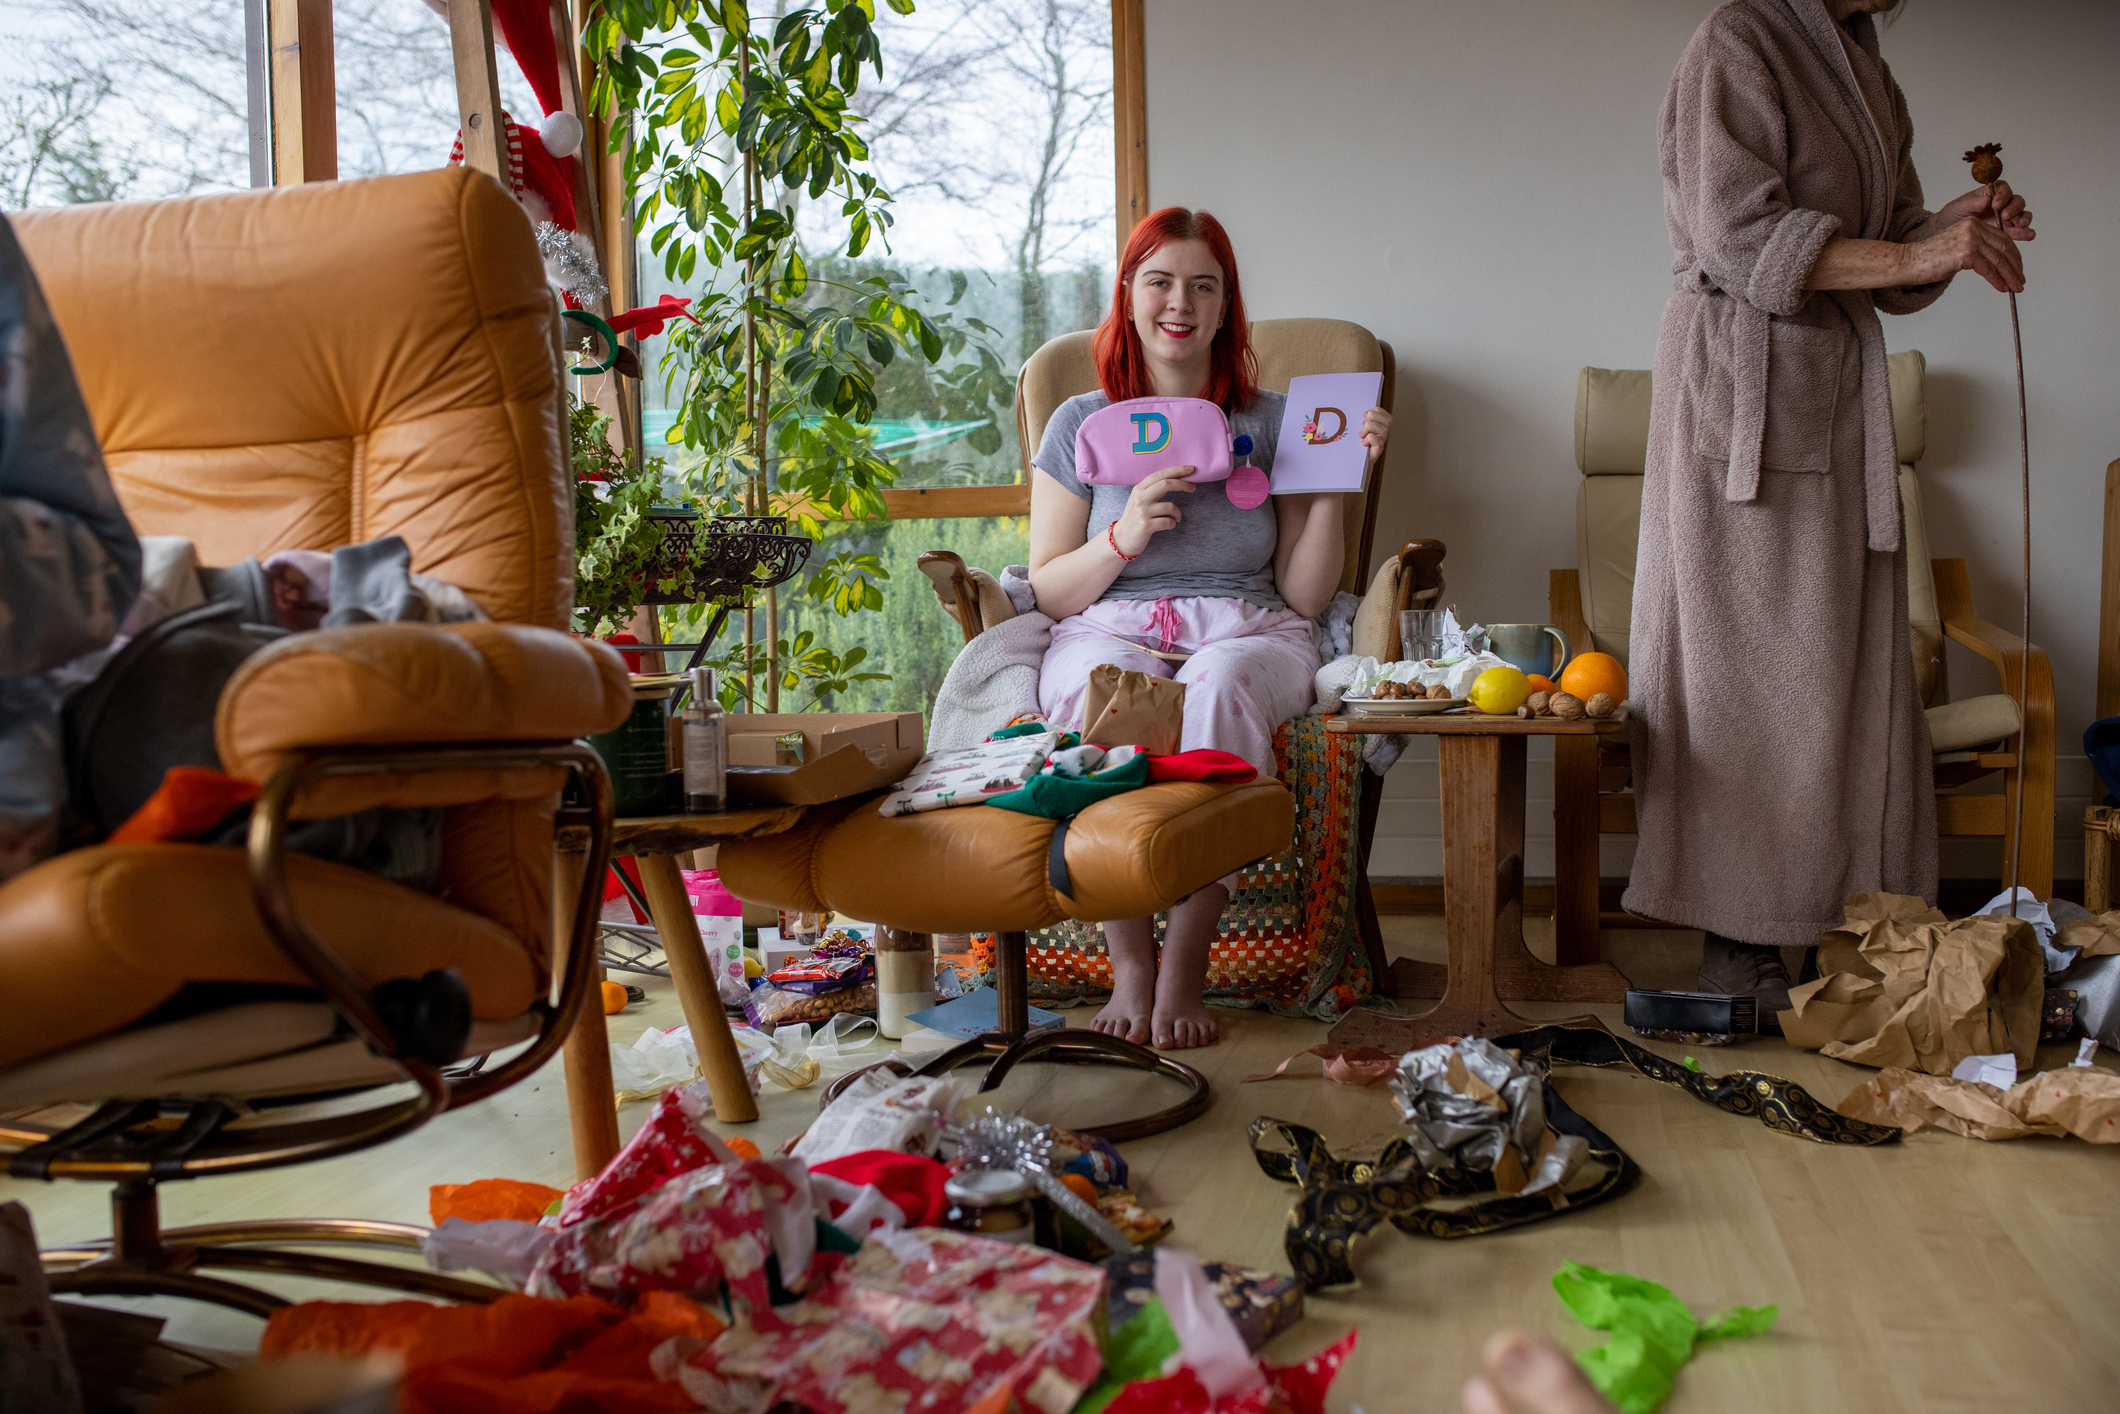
{"left": 1549, "top": 350, "right": 2054, "bottom": 949}
{"left": 0, "top": 169, "right": 630, "bottom": 1316}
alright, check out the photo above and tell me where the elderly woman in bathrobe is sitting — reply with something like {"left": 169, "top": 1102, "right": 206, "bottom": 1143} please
{"left": 1624, "top": 0, "right": 2034, "bottom": 1015}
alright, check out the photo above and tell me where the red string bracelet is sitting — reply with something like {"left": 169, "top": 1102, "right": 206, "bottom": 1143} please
{"left": 1107, "top": 523, "right": 1136, "bottom": 562}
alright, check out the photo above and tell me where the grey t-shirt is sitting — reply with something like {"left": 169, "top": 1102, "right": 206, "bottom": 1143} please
{"left": 1034, "top": 390, "right": 1287, "bottom": 609}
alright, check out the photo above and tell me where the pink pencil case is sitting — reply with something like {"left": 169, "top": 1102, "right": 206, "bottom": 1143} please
{"left": 1073, "top": 397, "right": 1268, "bottom": 508}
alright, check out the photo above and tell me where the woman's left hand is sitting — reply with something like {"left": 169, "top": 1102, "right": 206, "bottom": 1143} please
{"left": 1360, "top": 406, "right": 1392, "bottom": 467}
{"left": 1937, "top": 179, "right": 2036, "bottom": 242}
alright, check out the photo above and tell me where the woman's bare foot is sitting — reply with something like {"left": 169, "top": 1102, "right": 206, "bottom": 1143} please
{"left": 1094, "top": 918, "right": 1159, "bottom": 1045}
{"left": 1093, "top": 969, "right": 1156, "bottom": 1045}
{"left": 1150, "top": 885, "right": 1225, "bottom": 1049}
{"left": 1150, "top": 988, "right": 1220, "bottom": 1049}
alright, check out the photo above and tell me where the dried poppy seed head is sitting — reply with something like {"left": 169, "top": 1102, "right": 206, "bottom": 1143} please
{"left": 1964, "top": 142, "right": 2003, "bottom": 184}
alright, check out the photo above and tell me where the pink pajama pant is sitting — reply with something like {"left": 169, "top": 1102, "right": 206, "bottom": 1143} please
{"left": 1038, "top": 597, "right": 1317, "bottom": 778}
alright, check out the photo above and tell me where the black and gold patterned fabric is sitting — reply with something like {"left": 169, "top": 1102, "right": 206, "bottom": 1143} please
{"left": 1251, "top": 1024, "right": 1899, "bottom": 1289}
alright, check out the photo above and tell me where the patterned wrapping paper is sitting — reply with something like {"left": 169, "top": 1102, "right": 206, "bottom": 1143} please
{"left": 530, "top": 1157, "right": 806, "bottom": 1320}
{"left": 680, "top": 1230, "right": 1108, "bottom": 1414}
{"left": 994, "top": 718, "right": 1373, "bottom": 1020}
{"left": 879, "top": 732, "right": 1063, "bottom": 816}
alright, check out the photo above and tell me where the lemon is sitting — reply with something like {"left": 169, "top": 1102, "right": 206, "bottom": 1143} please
{"left": 1467, "top": 666, "right": 1533, "bottom": 715}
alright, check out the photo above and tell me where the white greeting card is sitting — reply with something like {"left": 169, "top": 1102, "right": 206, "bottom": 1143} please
{"left": 1269, "top": 371, "right": 1383, "bottom": 494}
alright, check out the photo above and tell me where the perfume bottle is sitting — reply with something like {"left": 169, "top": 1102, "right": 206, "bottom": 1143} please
{"left": 680, "top": 666, "right": 726, "bottom": 814}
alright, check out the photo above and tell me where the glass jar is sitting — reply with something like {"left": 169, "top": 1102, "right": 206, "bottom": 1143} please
{"left": 943, "top": 1170, "right": 1035, "bottom": 1244}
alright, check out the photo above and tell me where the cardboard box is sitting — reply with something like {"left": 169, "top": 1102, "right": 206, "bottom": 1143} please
{"left": 724, "top": 712, "right": 924, "bottom": 806}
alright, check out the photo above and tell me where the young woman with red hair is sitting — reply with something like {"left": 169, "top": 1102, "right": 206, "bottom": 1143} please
{"left": 1026, "top": 208, "right": 1389, "bottom": 1050}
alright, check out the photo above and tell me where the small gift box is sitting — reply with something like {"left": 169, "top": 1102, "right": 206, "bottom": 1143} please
{"left": 1101, "top": 1252, "right": 1304, "bottom": 1352}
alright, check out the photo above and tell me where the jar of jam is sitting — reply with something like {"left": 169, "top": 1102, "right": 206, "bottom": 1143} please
{"left": 943, "top": 1170, "right": 1035, "bottom": 1244}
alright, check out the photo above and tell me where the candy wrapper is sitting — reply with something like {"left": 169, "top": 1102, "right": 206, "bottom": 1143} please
{"left": 1102, "top": 1252, "right": 1303, "bottom": 1352}
{"left": 1095, "top": 1249, "right": 1354, "bottom": 1414}
{"left": 764, "top": 954, "right": 873, "bottom": 994}
{"left": 1392, "top": 1037, "right": 1588, "bottom": 1197}
{"left": 665, "top": 1230, "right": 1108, "bottom": 1414}
{"left": 611, "top": 1023, "right": 774, "bottom": 1103}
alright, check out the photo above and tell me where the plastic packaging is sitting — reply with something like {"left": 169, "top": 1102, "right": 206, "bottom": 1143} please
{"left": 744, "top": 980, "right": 877, "bottom": 1029}
{"left": 681, "top": 867, "right": 747, "bottom": 1005}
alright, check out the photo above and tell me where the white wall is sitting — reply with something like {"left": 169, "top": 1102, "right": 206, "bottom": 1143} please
{"left": 1143, "top": 0, "right": 2120, "bottom": 881}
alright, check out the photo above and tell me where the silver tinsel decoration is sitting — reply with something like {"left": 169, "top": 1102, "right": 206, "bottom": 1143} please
{"left": 535, "top": 221, "right": 608, "bottom": 305}
{"left": 948, "top": 1107, "right": 1137, "bottom": 1255}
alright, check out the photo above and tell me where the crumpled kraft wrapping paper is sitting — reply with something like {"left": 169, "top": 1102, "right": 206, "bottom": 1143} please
{"left": 1837, "top": 1065, "right": 2120, "bottom": 1143}
{"left": 2055, "top": 911, "right": 2120, "bottom": 962}
{"left": 1779, "top": 893, "right": 2044, "bottom": 1074}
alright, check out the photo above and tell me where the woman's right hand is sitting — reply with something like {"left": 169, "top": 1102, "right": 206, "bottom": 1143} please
{"left": 1110, "top": 466, "right": 1197, "bottom": 559}
{"left": 1899, "top": 209, "right": 2027, "bottom": 293}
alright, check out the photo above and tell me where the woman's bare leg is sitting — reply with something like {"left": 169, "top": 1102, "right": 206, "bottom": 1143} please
{"left": 1093, "top": 916, "right": 1157, "bottom": 1045}
{"left": 1152, "top": 883, "right": 1227, "bottom": 1050}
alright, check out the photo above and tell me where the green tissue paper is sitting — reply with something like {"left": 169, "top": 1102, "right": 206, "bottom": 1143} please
{"left": 1552, "top": 1262, "right": 1776, "bottom": 1414}
{"left": 1071, "top": 1298, "right": 1180, "bottom": 1414}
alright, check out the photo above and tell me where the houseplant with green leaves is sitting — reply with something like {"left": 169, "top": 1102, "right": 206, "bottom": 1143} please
{"left": 582, "top": 0, "right": 1012, "bottom": 710}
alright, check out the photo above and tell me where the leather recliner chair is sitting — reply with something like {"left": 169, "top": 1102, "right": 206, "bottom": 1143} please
{"left": 0, "top": 168, "right": 629, "bottom": 1316}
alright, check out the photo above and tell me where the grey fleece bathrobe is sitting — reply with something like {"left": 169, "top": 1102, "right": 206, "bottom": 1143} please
{"left": 1622, "top": 0, "right": 1947, "bottom": 946}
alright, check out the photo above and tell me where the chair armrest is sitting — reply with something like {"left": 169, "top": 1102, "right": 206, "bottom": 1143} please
{"left": 1933, "top": 558, "right": 2050, "bottom": 682}
{"left": 217, "top": 622, "right": 631, "bottom": 786}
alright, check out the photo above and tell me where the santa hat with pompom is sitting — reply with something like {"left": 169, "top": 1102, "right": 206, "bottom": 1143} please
{"left": 430, "top": 0, "right": 604, "bottom": 305}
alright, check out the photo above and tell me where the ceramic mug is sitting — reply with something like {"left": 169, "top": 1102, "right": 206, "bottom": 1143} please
{"left": 1483, "top": 623, "right": 1571, "bottom": 680}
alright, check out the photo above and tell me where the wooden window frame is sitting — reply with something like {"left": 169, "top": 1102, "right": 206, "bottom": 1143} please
{"left": 265, "top": 0, "right": 337, "bottom": 183}
{"left": 865, "top": 0, "right": 1145, "bottom": 523}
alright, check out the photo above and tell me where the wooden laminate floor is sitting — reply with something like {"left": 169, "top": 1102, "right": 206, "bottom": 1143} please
{"left": 5, "top": 918, "right": 2116, "bottom": 1413}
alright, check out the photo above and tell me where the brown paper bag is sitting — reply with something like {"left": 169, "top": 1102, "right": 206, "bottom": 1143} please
{"left": 1079, "top": 664, "right": 1185, "bottom": 756}
{"left": 1780, "top": 893, "right": 2045, "bottom": 1074}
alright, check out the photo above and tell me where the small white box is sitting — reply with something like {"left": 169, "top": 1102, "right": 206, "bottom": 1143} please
{"left": 755, "top": 927, "right": 813, "bottom": 977}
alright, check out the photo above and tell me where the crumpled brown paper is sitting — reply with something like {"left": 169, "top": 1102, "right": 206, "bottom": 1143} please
{"left": 1837, "top": 1065, "right": 2120, "bottom": 1143}
{"left": 1779, "top": 893, "right": 2044, "bottom": 1074}
{"left": 2056, "top": 910, "right": 2120, "bottom": 961}
{"left": 1081, "top": 664, "right": 1186, "bottom": 756}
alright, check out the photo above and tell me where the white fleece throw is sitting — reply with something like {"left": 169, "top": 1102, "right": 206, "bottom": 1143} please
{"left": 927, "top": 610, "right": 1054, "bottom": 751}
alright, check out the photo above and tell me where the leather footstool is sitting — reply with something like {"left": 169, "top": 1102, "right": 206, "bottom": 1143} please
{"left": 718, "top": 779, "right": 1295, "bottom": 1139}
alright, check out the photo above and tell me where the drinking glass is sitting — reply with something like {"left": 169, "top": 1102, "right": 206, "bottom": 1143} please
{"left": 1398, "top": 609, "right": 1447, "bottom": 662}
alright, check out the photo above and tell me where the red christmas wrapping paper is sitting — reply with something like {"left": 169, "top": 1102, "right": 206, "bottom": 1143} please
{"left": 677, "top": 1230, "right": 1108, "bottom": 1414}
{"left": 531, "top": 1157, "right": 804, "bottom": 1321}
{"left": 557, "top": 1085, "right": 723, "bottom": 1229}
{"left": 1102, "top": 1330, "right": 1357, "bottom": 1414}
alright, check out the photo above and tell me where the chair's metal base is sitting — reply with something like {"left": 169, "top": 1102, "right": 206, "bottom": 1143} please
{"left": 825, "top": 927, "right": 1215, "bottom": 1142}
{"left": 39, "top": 1184, "right": 501, "bottom": 1319}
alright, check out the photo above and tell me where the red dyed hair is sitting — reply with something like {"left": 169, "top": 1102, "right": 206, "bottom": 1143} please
{"left": 1092, "top": 208, "right": 1258, "bottom": 411}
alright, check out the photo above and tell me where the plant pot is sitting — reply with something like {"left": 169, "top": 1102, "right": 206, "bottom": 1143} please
{"left": 640, "top": 509, "right": 813, "bottom": 606}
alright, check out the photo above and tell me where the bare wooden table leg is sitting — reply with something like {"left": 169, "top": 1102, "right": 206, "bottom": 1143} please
{"left": 1330, "top": 734, "right": 1627, "bottom": 1051}
{"left": 556, "top": 849, "right": 621, "bottom": 1180}
{"left": 1552, "top": 733, "right": 1603, "bottom": 967}
{"left": 636, "top": 852, "right": 760, "bottom": 1123}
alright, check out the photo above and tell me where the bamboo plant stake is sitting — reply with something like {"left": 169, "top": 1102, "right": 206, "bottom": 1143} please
{"left": 1965, "top": 141, "right": 2032, "bottom": 918}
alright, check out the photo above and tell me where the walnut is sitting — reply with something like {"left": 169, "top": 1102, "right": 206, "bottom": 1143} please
{"left": 1584, "top": 692, "right": 1617, "bottom": 718}
{"left": 1527, "top": 692, "right": 1552, "bottom": 717}
{"left": 1426, "top": 683, "right": 1451, "bottom": 700}
{"left": 1549, "top": 692, "right": 1586, "bottom": 721}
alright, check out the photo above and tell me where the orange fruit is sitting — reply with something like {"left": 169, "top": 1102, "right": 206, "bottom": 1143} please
{"left": 1526, "top": 674, "right": 1558, "bottom": 695}
{"left": 600, "top": 979, "right": 628, "bottom": 1014}
{"left": 1559, "top": 652, "right": 1627, "bottom": 704}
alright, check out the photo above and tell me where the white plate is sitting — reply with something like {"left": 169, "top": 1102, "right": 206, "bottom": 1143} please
{"left": 1345, "top": 696, "right": 1465, "bottom": 715}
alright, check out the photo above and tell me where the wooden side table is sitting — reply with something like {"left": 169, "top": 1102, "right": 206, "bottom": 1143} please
{"left": 1324, "top": 712, "right": 1631, "bottom": 1050}
{"left": 555, "top": 804, "right": 805, "bottom": 1179}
